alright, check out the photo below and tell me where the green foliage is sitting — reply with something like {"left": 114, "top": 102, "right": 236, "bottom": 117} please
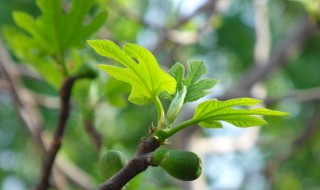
{"left": 11, "top": 0, "right": 107, "bottom": 54}
{"left": 193, "top": 98, "right": 288, "bottom": 128}
{"left": 293, "top": 0, "right": 320, "bottom": 19}
{"left": 216, "top": 14, "right": 255, "bottom": 72}
{"left": 162, "top": 61, "right": 218, "bottom": 103}
{"left": 89, "top": 40, "right": 288, "bottom": 145}
{"left": 286, "top": 44, "right": 320, "bottom": 89}
{"left": 88, "top": 40, "right": 176, "bottom": 105}
{"left": 0, "top": 1, "right": 297, "bottom": 189}
{"left": 2, "top": 0, "right": 107, "bottom": 87}
{"left": 184, "top": 61, "right": 217, "bottom": 102}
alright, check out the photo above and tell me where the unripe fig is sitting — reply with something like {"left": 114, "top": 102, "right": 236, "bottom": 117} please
{"left": 99, "top": 150, "right": 128, "bottom": 180}
{"left": 151, "top": 149, "right": 202, "bottom": 181}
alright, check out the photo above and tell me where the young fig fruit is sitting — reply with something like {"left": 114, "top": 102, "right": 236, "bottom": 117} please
{"left": 99, "top": 150, "right": 128, "bottom": 180}
{"left": 151, "top": 149, "right": 202, "bottom": 181}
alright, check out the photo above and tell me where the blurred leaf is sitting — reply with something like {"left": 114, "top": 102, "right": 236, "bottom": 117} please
{"left": 88, "top": 40, "right": 176, "bottom": 105}
{"left": 216, "top": 15, "right": 254, "bottom": 71}
{"left": 2, "top": 26, "right": 63, "bottom": 88}
{"left": 286, "top": 45, "right": 320, "bottom": 89}
{"left": 2, "top": 0, "right": 107, "bottom": 87}
{"left": 11, "top": 0, "right": 107, "bottom": 54}
{"left": 277, "top": 173, "right": 302, "bottom": 190}
{"left": 110, "top": 17, "right": 142, "bottom": 41}
{"left": 292, "top": 0, "right": 320, "bottom": 18}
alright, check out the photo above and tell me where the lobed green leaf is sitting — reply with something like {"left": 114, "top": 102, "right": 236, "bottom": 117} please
{"left": 88, "top": 40, "right": 176, "bottom": 105}
{"left": 160, "top": 62, "right": 185, "bottom": 100}
{"left": 185, "top": 60, "right": 206, "bottom": 87}
{"left": 9, "top": 0, "right": 107, "bottom": 55}
{"left": 161, "top": 60, "right": 218, "bottom": 102}
{"left": 168, "top": 62, "right": 185, "bottom": 90}
{"left": 184, "top": 78, "right": 218, "bottom": 102}
{"left": 3, "top": 0, "right": 107, "bottom": 87}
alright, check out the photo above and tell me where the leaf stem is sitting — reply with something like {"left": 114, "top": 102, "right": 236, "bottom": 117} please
{"left": 154, "top": 96, "right": 166, "bottom": 129}
{"left": 165, "top": 118, "right": 199, "bottom": 138}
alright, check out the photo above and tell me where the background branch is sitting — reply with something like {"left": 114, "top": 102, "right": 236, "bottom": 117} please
{"left": 1, "top": 39, "right": 95, "bottom": 189}
{"left": 35, "top": 76, "right": 78, "bottom": 190}
{"left": 84, "top": 117, "right": 103, "bottom": 152}
{"left": 36, "top": 69, "right": 97, "bottom": 189}
{"left": 265, "top": 87, "right": 320, "bottom": 105}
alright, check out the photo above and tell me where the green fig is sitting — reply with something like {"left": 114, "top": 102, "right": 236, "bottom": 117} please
{"left": 99, "top": 150, "right": 128, "bottom": 180}
{"left": 151, "top": 149, "right": 202, "bottom": 181}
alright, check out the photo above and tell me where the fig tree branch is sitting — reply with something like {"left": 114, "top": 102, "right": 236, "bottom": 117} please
{"left": 35, "top": 76, "right": 77, "bottom": 190}
{"left": 36, "top": 73, "right": 97, "bottom": 190}
{"left": 0, "top": 39, "right": 95, "bottom": 189}
{"left": 97, "top": 137, "right": 160, "bottom": 190}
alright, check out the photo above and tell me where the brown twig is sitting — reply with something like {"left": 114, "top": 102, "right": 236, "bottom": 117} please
{"left": 0, "top": 39, "right": 95, "bottom": 189}
{"left": 35, "top": 76, "right": 77, "bottom": 190}
{"left": 84, "top": 117, "right": 103, "bottom": 152}
{"left": 36, "top": 72, "right": 96, "bottom": 189}
{"left": 97, "top": 137, "right": 160, "bottom": 190}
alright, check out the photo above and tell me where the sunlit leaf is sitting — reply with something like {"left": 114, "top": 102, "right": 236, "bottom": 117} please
{"left": 185, "top": 60, "right": 206, "bottom": 87}
{"left": 160, "top": 62, "right": 185, "bottom": 100}
{"left": 184, "top": 61, "right": 218, "bottom": 102}
{"left": 88, "top": 40, "right": 176, "bottom": 105}
{"left": 160, "top": 61, "right": 218, "bottom": 102}
{"left": 169, "top": 62, "right": 185, "bottom": 90}
{"left": 193, "top": 98, "right": 289, "bottom": 128}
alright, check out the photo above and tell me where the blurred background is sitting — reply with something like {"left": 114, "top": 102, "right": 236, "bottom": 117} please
{"left": 0, "top": 0, "right": 320, "bottom": 189}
